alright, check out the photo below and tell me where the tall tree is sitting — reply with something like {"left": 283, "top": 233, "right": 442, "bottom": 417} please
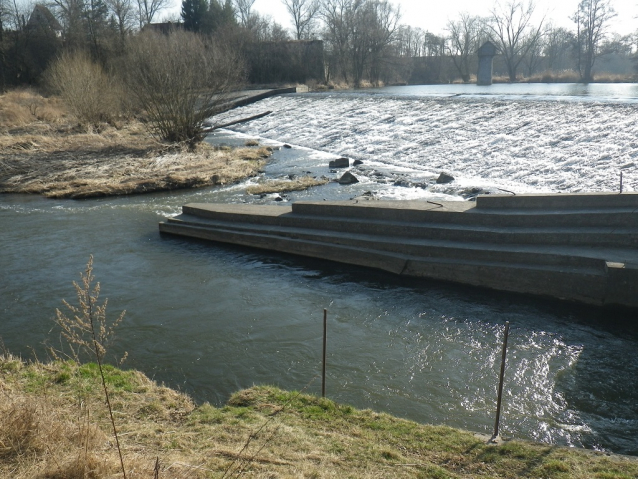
{"left": 320, "top": 0, "right": 398, "bottom": 87}
{"left": 234, "top": 0, "right": 254, "bottom": 26}
{"left": 487, "top": 0, "right": 545, "bottom": 81}
{"left": 136, "top": 0, "right": 168, "bottom": 27}
{"left": 572, "top": 0, "right": 616, "bottom": 83}
{"left": 446, "top": 13, "right": 484, "bottom": 82}
{"left": 282, "top": 0, "right": 319, "bottom": 40}
{"left": 202, "top": 0, "right": 235, "bottom": 33}
{"left": 543, "top": 25, "right": 576, "bottom": 72}
{"left": 105, "top": 0, "right": 135, "bottom": 42}
{"left": 181, "top": 0, "right": 207, "bottom": 32}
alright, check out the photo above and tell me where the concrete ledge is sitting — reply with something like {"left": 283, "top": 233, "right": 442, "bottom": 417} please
{"left": 476, "top": 192, "right": 638, "bottom": 210}
{"left": 161, "top": 196, "right": 638, "bottom": 309}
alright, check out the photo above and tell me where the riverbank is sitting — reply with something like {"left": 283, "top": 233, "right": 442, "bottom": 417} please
{"left": 2, "top": 355, "right": 637, "bottom": 478}
{"left": 0, "top": 89, "right": 275, "bottom": 199}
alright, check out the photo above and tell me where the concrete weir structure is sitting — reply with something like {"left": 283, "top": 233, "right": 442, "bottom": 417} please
{"left": 159, "top": 193, "right": 638, "bottom": 308}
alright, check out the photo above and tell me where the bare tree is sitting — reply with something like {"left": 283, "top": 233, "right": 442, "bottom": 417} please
{"left": 282, "top": 0, "right": 319, "bottom": 40}
{"left": 487, "top": 0, "right": 545, "bottom": 81}
{"left": 105, "top": 0, "right": 134, "bottom": 40}
{"left": 136, "top": 0, "right": 168, "bottom": 27}
{"left": 124, "top": 30, "right": 245, "bottom": 143}
{"left": 543, "top": 25, "right": 576, "bottom": 72}
{"left": 572, "top": 0, "right": 616, "bottom": 82}
{"left": 320, "top": 0, "right": 398, "bottom": 86}
{"left": 446, "top": 13, "right": 485, "bottom": 82}
{"left": 234, "top": 0, "right": 254, "bottom": 26}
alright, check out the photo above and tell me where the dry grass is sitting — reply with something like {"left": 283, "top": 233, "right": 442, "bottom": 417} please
{"left": 246, "top": 176, "right": 329, "bottom": 195}
{"left": 2, "top": 354, "right": 638, "bottom": 479}
{"left": 0, "top": 89, "right": 272, "bottom": 198}
{"left": 0, "top": 88, "right": 69, "bottom": 129}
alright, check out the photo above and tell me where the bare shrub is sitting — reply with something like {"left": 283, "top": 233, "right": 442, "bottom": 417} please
{"left": 46, "top": 51, "right": 123, "bottom": 127}
{"left": 124, "top": 30, "right": 245, "bottom": 144}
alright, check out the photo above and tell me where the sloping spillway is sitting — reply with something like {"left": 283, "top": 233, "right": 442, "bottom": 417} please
{"left": 159, "top": 193, "right": 638, "bottom": 308}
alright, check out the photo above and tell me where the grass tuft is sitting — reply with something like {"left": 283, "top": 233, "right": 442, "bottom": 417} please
{"left": 246, "top": 176, "right": 329, "bottom": 195}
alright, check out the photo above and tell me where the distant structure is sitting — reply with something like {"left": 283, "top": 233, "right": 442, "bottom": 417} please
{"left": 26, "top": 4, "right": 62, "bottom": 37}
{"left": 477, "top": 41, "right": 497, "bottom": 86}
{"left": 143, "top": 22, "right": 184, "bottom": 34}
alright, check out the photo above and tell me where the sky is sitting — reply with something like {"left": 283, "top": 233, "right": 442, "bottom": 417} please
{"left": 258, "top": 0, "right": 638, "bottom": 36}
{"left": 198, "top": 0, "right": 637, "bottom": 37}
{"left": 156, "top": 0, "right": 638, "bottom": 37}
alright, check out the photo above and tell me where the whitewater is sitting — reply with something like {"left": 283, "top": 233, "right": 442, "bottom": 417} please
{"left": 212, "top": 85, "right": 638, "bottom": 202}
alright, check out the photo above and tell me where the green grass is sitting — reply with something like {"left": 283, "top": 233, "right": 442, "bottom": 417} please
{"left": 2, "top": 358, "right": 638, "bottom": 478}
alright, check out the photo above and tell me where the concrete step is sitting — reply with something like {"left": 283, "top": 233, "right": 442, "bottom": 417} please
{"left": 476, "top": 192, "right": 638, "bottom": 210}
{"left": 165, "top": 214, "right": 612, "bottom": 271}
{"left": 291, "top": 201, "right": 638, "bottom": 228}
{"left": 160, "top": 196, "right": 638, "bottom": 308}
{"left": 158, "top": 220, "right": 608, "bottom": 305}
{"left": 180, "top": 203, "right": 638, "bottom": 247}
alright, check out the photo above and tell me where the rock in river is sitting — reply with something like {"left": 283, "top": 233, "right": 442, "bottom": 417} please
{"left": 338, "top": 171, "right": 359, "bottom": 185}
{"left": 329, "top": 158, "right": 350, "bottom": 168}
{"left": 436, "top": 172, "right": 455, "bottom": 184}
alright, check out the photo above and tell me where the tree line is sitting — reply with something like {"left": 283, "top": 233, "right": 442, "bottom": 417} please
{"left": 0, "top": 0, "right": 634, "bottom": 90}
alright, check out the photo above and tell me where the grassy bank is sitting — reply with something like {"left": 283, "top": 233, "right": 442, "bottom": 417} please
{"left": 1, "top": 355, "right": 637, "bottom": 478}
{"left": 0, "top": 89, "right": 273, "bottom": 199}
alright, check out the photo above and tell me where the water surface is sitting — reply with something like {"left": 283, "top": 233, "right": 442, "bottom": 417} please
{"left": 2, "top": 84, "right": 638, "bottom": 455}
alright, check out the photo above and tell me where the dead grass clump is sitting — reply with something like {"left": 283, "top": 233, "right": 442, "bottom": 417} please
{"left": 0, "top": 400, "right": 40, "bottom": 457}
{"left": 526, "top": 70, "right": 581, "bottom": 83}
{"left": 245, "top": 139, "right": 259, "bottom": 146}
{"left": 0, "top": 122, "right": 271, "bottom": 198}
{"left": 246, "top": 176, "right": 329, "bottom": 195}
{"left": 45, "top": 453, "right": 112, "bottom": 479}
{"left": 0, "top": 88, "right": 68, "bottom": 130}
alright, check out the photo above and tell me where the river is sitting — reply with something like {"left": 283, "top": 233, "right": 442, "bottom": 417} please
{"left": 2, "top": 83, "right": 638, "bottom": 455}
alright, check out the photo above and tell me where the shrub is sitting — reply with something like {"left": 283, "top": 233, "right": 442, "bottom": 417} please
{"left": 45, "top": 51, "right": 123, "bottom": 127}
{"left": 124, "top": 30, "right": 245, "bottom": 144}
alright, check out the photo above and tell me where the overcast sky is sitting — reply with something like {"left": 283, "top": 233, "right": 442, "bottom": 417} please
{"left": 236, "top": 0, "right": 638, "bottom": 37}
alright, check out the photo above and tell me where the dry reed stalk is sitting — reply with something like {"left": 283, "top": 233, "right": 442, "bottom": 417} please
{"left": 53, "top": 256, "right": 128, "bottom": 478}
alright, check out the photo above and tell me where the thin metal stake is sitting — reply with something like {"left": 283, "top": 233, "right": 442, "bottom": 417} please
{"left": 492, "top": 321, "right": 510, "bottom": 441}
{"left": 322, "top": 308, "right": 327, "bottom": 398}
{"left": 620, "top": 171, "right": 624, "bottom": 194}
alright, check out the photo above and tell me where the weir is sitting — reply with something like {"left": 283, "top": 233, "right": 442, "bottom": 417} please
{"left": 159, "top": 193, "right": 638, "bottom": 308}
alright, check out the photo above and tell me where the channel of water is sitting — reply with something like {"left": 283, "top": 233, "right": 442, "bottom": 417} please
{"left": 2, "top": 84, "right": 638, "bottom": 455}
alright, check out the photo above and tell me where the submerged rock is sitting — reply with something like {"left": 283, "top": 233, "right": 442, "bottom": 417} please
{"left": 353, "top": 159, "right": 364, "bottom": 166}
{"left": 338, "top": 171, "right": 359, "bottom": 185}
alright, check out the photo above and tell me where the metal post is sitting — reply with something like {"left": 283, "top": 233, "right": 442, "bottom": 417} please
{"left": 493, "top": 321, "right": 510, "bottom": 441}
{"left": 620, "top": 171, "right": 624, "bottom": 194}
{"left": 322, "top": 308, "right": 327, "bottom": 398}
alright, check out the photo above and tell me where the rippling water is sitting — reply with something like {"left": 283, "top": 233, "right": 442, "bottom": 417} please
{"left": 2, "top": 84, "right": 638, "bottom": 455}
